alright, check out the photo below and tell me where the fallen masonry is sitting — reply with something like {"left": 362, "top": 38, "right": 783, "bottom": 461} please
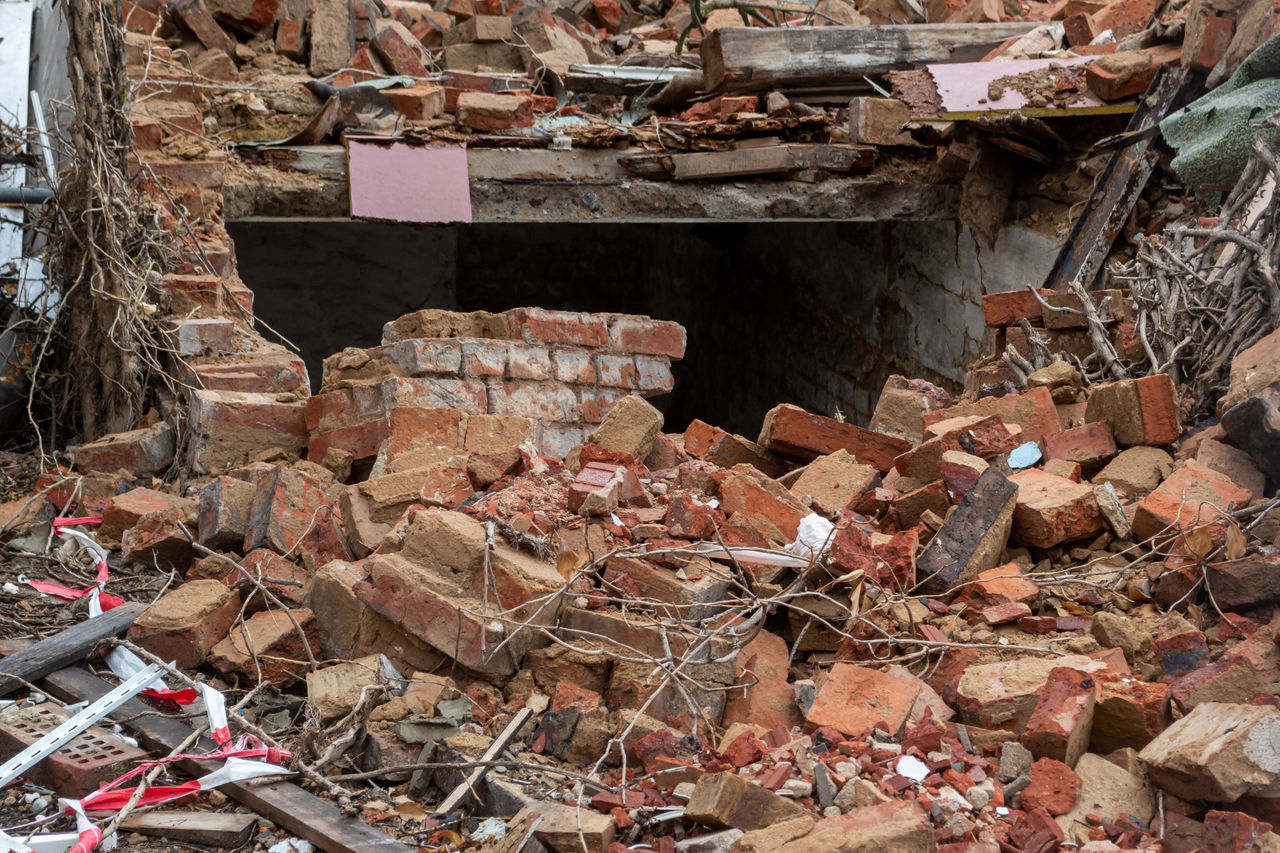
{"left": 1, "top": 284, "right": 1279, "bottom": 851}
{"left": 5, "top": 0, "right": 1280, "bottom": 841}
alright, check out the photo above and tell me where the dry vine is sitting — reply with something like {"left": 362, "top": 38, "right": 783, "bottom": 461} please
{"left": 1109, "top": 126, "right": 1280, "bottom": 419}
{"left": 40, "top": 0, "right": 175, "bottom": 448}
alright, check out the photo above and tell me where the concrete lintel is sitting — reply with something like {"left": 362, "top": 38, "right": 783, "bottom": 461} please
{"left": 226, "top": 145, "right": 959, "bottom": 223}
{"left": 225, "top": 173, "right": 960, "bottom": 223}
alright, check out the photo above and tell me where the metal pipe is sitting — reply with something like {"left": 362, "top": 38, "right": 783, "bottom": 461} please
{"left": 0, "top": 187, "right": 53, "bottom": 204}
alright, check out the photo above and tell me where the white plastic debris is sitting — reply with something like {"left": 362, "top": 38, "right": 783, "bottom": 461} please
{"left": 895, "top": 755, "right": 929, "bottom": 783}
{"left": 267, "top": 839, "right": 313, "bottom": 853}
{"left": 788, "top": 513, "right": 835, "bottom": 561}
{"left": 470, "top": 817, "right": 507, "bottom": 843}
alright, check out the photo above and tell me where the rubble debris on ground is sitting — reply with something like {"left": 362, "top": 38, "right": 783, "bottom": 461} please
{"left": 6, "top": 0, "right": 1280, "bottom": 844}
{"left": 3, "top": 254, "right": 1280, "bottom": 850}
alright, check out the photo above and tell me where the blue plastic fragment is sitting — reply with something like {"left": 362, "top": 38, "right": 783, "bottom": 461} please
{"left": 1007, "top": 441, "right": 1042, "bottom": 469}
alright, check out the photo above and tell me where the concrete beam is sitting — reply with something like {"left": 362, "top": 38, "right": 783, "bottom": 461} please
{"left": 224, "top": 146, "right": 960, "bottom": 223}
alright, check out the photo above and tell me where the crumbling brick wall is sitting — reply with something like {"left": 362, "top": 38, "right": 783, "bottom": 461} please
{"left": 310, "top": 307, "right": 685, "bottom": 460}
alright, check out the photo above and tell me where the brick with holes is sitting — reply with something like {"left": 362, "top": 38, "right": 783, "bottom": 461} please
{"left": 0, "top": 703, "right": 149, "bottom": 796}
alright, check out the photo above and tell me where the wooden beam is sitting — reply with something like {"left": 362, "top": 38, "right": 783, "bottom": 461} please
{"left": 37, "top": 667, "right": 415, "bottom": 853}
{"left": 434, "top": 707, "right": 533, "bottom": 816}
{"left": 1042, "top": 66, "right": 1190, "bottom": 292}
{"left": 563, "top": 64, "right": 684, "bottom": 95}
{"left": 0, "top": 603, "right": 145, "bottom": 697}
{"left": 702, "top": 23, "right": 1041, "bottom": 93}
{"left": 118, "top": 812, "right": 257, "bottom": 846}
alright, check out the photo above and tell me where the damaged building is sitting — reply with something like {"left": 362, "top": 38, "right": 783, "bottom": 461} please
{"left": 0, "top": 0, "right": 1278, "bottom": 847}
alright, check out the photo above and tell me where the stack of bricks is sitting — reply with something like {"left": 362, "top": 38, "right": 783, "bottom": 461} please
{"left": 968, "top": 288, "right": 1139, "bottom": 396}
{"left": 310, "top": 307, "right": 686, "bottom": 461}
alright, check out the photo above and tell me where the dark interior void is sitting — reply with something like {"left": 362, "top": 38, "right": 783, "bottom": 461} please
{"left": 228, "top": 220, "right": 972, "bottom": 436}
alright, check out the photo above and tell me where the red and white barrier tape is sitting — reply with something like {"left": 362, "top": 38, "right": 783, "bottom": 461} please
{"left": 2, "top": 519, "right": 293, "bottom": 852}
{"left": 19, "top": 518, "right": 122, "bottom": 612}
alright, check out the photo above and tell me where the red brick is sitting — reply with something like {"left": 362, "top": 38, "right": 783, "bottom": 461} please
{"left": 635, "top": 356, "right": 674, "bottom": 393}
{"left": 1020, "top": 757, "right": 1081, "bottom": 815}
{"left": 387, "top": 84, "right": 446, "bottom": 119}
{"left": 509, "top": 308, "right": 609, "bottom": 345}
{"left": 1132, "top": 459, "right": 1252, "bottom": 543}
{"left": 1196, "top": 437, "right": 1266, "bottom": 501}
{"left": 664, "top": 493, "right": 718, "bottom": 539}
{"left": 1009, "top": 468, "right": 1103, "bottom": 548}
{"left": 1022, "top": 668, "right": 1097, "bottom": 765}
{"left": 71, "top": 423, "right": 175, "bottom": 476}
{"left": 759, "top": 403, "right": 912, "bottom": 472}
{"left": 457, "top": 91, "right": 533, "bottom": 130}
{"left": 372, "top": 22, "right": 431, "bottom": 76}
{"left": 1044, "top": 421, "right": 1117, "bottom": 470}
{"left": 923, "top": 386, "right": 1061, "bottom": 444}
{"left": 128, "top": 579, "right": 241, "bottom": 668}
{"left": 446, "top": 13, "right": 514, "bottom": 41}
{"left": 234, "top": 548, "right": 313, "bottom": 608}
{"left": 1169, "top": 655, "right": 1260, "bottom": 711}
{"left": 893, "top": 479, "right": 950, "bottom": 528}
{"left": 244, "top": 466, "right": 345, "bottom": 571}
{"left": 1151, "top": 630, "right": 1209, "bottom": 679}
{"left": 1204, "top": 811, "right": 1274, "bottom": 851}
{"left": 981, "top": 601, "right": 1032, "bottom": 625}
{"left": 209, "top": 608, "right": 319, "bottom": 686}
{"left": 189, "top": 389, "right": 308, "bottom": 473}
{"left": 1018, "top": 615, "right": 1091, "bottom": 634}
{"left": 1192, "top": 15, "right": 1235, "bottom": 72}
{"left": 609, "top": 317, "right": 687, "bottom": 358}
{"left": 719, "top": 94, "right": 758, "bottom": 120}
{"left": 1085, "top": 374, "right": 1180, "bottom": 446}
{"left": 1062, "top": 10, "right": 1097, "bottom": 45}
{"left": 102, "top": 487, "right": 191, "bottom": 542}
{"left": 123, "top": 0, "right": 159, "bottom": 32}
{"left": 1091, "top": 676, "right": 1170, "bottom": 753}
{"left": 460, "top": 339, "right": 508, "bottom": 376}
{"left": 981, "top": 288, "right": 1056, "bottom": 327}
{"left": 507, "top": 342, "right": 552, "bottom": 380}
{"left": 1010, "top": 807, "right": 1066, "bottom": 852}
{"left": 275, "top": 17, "right": 303, "bottom": 57}
{"left": 0, "top": 703, "right": 149, "bottom": 797}
{"left": 804, "top": 662, "right": 922, "bottom": 737}
{"left": 386, "top": 406, "right": 466, "bottom": 464}
{"left": 722, "top": 629, "right": 802, "bottom": 733}
{"left": 1093, "top": 0, "right": 1157, "bottom": 38}
{"left": 713, "top": 469, "right": 804, "bottom": 545}
{"left": 487, "top": 381, "right": 579, "bottom": 421}
{"left": 596, "top": 354, "right": 639, "bottom": 389}
{"left": 580, "top": 387, "right": 629, "bottom": 424}
{"left": 552, "top": 348, "right": 596, "bottom": 383}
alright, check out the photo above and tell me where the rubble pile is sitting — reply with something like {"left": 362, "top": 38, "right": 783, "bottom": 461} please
{"left": 119, "top": 0, "right": 1279, "bottom": 168}
{"left": 3, "top": 288, "right": 1280, "bottom": 851}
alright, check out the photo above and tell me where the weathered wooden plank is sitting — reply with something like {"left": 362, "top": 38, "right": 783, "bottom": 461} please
{"left": 434, "top": 708, "right": 534, "bottom": 816}
{"left": 0, "top": 603, "right": 145, "bottom": 697}
{"left": 38, "top": 667, "right": 415, "bottom": 853}
{"left": 118, "top": 811, "right": 257, "bottom": 846}
{"left": 702, "top": 24, "right": 1040, "bottom": 93}
{"left": 563, "top": 64, "right": 683, "bottom": 95}
{"left": 1042, "top": 66, "right": 1190, "bottom": 292}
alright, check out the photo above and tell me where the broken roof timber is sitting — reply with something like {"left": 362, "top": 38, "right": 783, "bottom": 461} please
{"left": 226, "top": 146, "right": 959, "bottom": 223}
{"left": 701, "top": 23, "right": 1043, "bottom": 94}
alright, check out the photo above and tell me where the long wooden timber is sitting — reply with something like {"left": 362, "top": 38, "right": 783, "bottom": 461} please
{"left": 701, "top": 23, "right": 1041, "bottom": 93}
